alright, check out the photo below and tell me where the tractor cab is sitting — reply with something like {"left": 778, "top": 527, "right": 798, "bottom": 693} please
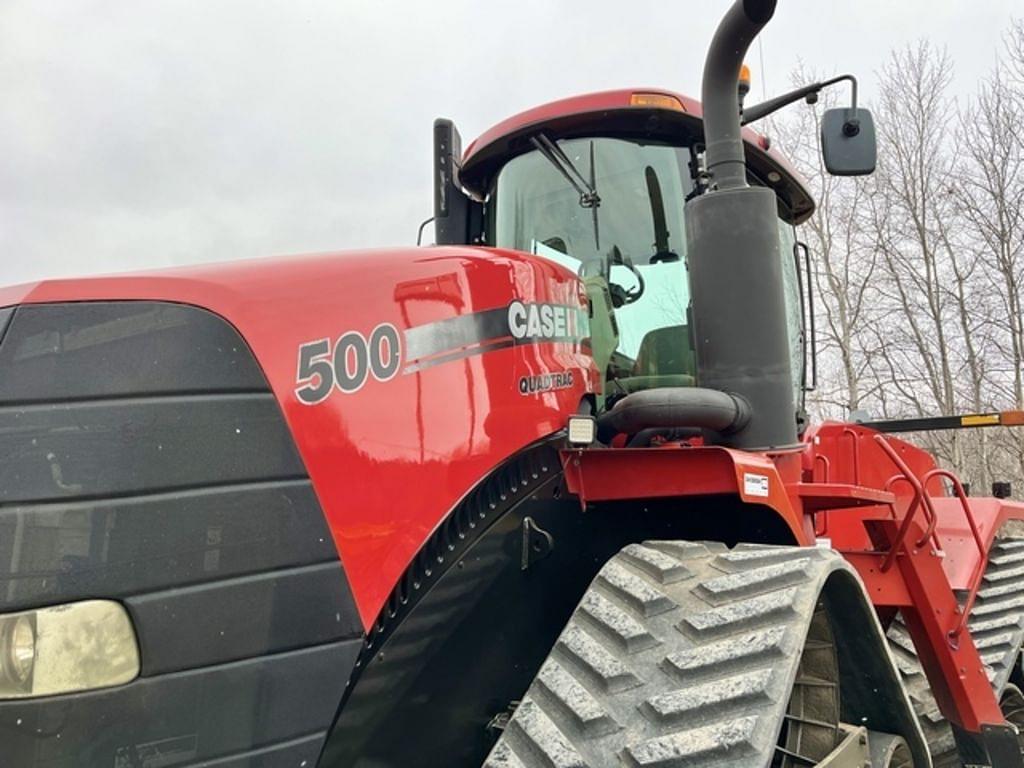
{"left": 434, "top": 89, "right": 813, "bottom": 414}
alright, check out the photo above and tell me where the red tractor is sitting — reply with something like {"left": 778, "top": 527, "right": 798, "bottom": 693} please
{"left": 3, "top": 1, "right": 1024, "bottom": 766}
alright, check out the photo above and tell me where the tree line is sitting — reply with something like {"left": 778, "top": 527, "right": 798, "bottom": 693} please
{"left": 773, "top": 20, "right": 1024, "bottom": 494}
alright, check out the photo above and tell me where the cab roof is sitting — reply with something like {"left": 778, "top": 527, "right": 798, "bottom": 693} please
{"left": 459, "top": 88, "right": 815, "bottom": 225}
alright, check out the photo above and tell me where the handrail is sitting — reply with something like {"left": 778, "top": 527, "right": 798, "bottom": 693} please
{"left": 923, "top": 467, "right": 986, "bottom": 642}
{"left": 841, "top": 427, "right": 861, "bottom": 484}
{"left": 883, "top": 474, "right": 942, "bottom": 550}
{"left": 882, "top": 475, "right": 912, "bottom": 521}
{"left": 813, "top": 454, "right": 831, "bottom": 483}
{"left": 875, "top": 435, "right": 928, "bottom": 573}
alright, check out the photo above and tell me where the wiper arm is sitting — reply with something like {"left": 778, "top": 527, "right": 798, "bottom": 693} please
{"left": 530, "top": 134, "right": 601, "bottom": 249}
{"left": 644, "top": 166, "right": 670, "bottom": 254}
{"left": 530, "top": 134, "right": 601, "bottom": 208}
{"left": 644, "top": 166, "right": 679, "bottom": 263}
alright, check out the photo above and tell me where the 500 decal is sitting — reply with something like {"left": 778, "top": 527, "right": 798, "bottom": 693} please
{"left": 295, "top": 324, "right": 402, "bottom": 404}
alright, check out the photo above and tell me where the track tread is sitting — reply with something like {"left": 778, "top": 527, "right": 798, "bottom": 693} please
{"left": 485, "top": 542, "right": 857, "bottom": 768}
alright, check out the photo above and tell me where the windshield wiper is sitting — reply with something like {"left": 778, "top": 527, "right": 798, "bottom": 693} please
{"left": 530, "top": 134, "right": 601, "bottom": 249}
{"left": 644, "top": 166, "right": 679, "bottom": 263}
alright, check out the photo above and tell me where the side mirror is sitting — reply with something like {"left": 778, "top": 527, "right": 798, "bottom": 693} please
{"left": 821, "top": 107, "right": 877, "bottom": 176}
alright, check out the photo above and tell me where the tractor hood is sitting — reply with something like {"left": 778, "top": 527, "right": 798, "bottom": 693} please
{"left": 0, "top": 246, "right": 596, "bottom": 628}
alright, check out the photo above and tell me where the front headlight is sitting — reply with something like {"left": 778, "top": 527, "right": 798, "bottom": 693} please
{"left": 6, "top": 615, "right": 35, "bottom": 685}
{"left": 0, "top": 600, "right": 139, "bottom": 699}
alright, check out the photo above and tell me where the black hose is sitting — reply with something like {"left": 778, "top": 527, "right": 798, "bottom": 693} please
{"left": 598, "top": 388, "right": 751, "bottom": 441}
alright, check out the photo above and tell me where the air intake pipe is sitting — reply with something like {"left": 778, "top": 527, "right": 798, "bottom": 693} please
{"left": 683, "top": 0, "right": 798, "bottom": 449}
{"left": 597, "top": 388, "right": 750, "bottom": 443}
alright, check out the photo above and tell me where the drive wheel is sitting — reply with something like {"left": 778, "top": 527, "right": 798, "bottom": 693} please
{"left": 1000, "top": 683, "right": 1024, "bottom": 755}
{"left": 775, "top": 607, "right": 841, "bottom": 766}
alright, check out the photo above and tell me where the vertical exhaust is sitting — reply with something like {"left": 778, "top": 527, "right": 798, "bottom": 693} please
{"left": 685, "top": 0, "right": 798, "bottom": 449}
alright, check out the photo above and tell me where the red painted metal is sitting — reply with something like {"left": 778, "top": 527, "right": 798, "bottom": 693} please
{"left": 923, "top": 468, "right": 988, "bottom": 640}
{"left": 842, "top": 552, "right": 913, "bottom": 607}
{"left": 460, "top": 87, "right": 810, "bottom": 200}
{"left": 934, "top": 496, "right": 1024, "bottom": 589}
{"left": 0, "top": 246, "right": 597, "bottom": 629}
{"left": 562, "top": 444, "right": 812, "bottom": 544}
{"left": 801, "top": 421, "right": 1024, "bottom": 735}
{"left": 792, "top": 482, "right": 895, "bottom": 512}
{"left": 868, "top": 516, "right": 1003, "bottom": 730}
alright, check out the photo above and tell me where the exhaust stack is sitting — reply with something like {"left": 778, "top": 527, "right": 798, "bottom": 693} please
{"left": 684, "top": 0, "right": 797, "bottom": 449}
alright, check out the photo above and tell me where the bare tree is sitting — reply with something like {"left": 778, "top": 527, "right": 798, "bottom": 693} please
{"left": 768, "top": 66, "right": 879, "bottom": 420}
{"left": 956, "top": 21, "right": 1024, "bottom": 483}
{"left": 770, "top": 29, "right": 1024, "bottom": 493}
{"left": 865, "top": 44, "right": 962, "bottom": 467}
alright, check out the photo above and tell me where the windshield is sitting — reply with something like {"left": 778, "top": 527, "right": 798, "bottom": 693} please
{"left": 488, "top": 136, "right": 803, "bottom": 406}
{"left": 490, "top": 138, "right": 692, "bottom": 363}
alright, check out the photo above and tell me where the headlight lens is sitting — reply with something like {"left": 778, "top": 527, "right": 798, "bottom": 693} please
{"left": 0, "top": 600, "right": 139, "bottom": 699}
{"left": 7, "top": 615, "right": 35, "bottom": 684}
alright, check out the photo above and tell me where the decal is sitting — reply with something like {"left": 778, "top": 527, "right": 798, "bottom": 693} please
{"left": 518, "top": 371, "right": 575, "bottom": 396}
{"left": 743, "top": 472, "right": 770, "bottom": 498}
{"left": 295, "top": 301, "right": 589, "bottom": 402}
{"left": 507, "top": 300, "right": 581, "bottom": 341}
{"left": 295, "top": 324, "right": 402, "bottom": 403}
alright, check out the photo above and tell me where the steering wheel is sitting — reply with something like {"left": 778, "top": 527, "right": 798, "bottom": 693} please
{"left": 577, "top": 246, "right": 645, "bottom": 307}
{"left": 606, "top": 246, "right": 645, "bottom": 307}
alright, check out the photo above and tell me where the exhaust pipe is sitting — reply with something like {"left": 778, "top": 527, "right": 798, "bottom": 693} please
{"left": 681, "top": 0, "right": 798, "bottom": 450}
{"left": 701, "top": 0, "right": 777, "bottom": 191}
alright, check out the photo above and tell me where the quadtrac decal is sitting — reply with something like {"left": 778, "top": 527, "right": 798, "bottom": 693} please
{"left": 294, "top": 301, "right": 589, "bottom": 404}
{"left": 518, "top": 371, "right": 574, "bottom": 396}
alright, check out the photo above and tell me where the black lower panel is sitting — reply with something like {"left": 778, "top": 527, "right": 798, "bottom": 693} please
{"left": 129, "top": 562, "right": 360, "bottom": 676}
{"left": 0, "top": 394, "right": 303, "bottom": 504}
{"left": 0, "top": 641, "right": 361, "bottom": 768}
{"left": 0, "top": 302, "right": 364, "bottom": 767}
{"left": 187, "top": 734, "right": 326, "bottom": 768}
{"left": 0, "top": 481, "right": 339, "bottom": 612}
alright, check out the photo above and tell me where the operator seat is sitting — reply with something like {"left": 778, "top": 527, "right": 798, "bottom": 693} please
{"left": 621, "top": 324, "right": 696, "bottom": 391}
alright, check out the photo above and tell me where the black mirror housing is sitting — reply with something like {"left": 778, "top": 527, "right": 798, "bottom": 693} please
{"left": 433, "top": 118, "right": 473, "bottom": 244}
{"left": 821, "top": 107, "right": 877, "bottom": 176}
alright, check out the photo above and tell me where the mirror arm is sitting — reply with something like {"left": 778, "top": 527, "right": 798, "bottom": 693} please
{"left": 741, "top": 74, "right": 859, "bottom": 126}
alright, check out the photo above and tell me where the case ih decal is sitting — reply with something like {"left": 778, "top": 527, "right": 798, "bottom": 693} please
{"left": 506, "top": 300, "right": 582, "bottom": 341}
{"left": 296, "top": 301, "right": 588, "bottom": 402}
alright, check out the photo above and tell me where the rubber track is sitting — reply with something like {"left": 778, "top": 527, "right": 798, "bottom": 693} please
{"left": 483, "top": 542, "right": 858, "bottom": 768}
{"left": 886, "top": 536, "right": 1024, "bottom": 766}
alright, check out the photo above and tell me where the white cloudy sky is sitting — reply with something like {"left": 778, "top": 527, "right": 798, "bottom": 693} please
{"left": 2, "top": 0, "right": 1019, "bottom": 287}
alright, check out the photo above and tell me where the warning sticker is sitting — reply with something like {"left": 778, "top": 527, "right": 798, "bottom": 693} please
{"left": 743, "top": 472, "right": 770, "bottom": 498}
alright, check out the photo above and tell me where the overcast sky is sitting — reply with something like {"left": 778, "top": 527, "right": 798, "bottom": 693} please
{"left": 2, "top": 0, "right": 1019, "bottom": 288}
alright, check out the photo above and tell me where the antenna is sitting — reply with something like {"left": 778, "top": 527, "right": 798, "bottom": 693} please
{"left": 757, "top": 36, "right": 767, "bottom": 101}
